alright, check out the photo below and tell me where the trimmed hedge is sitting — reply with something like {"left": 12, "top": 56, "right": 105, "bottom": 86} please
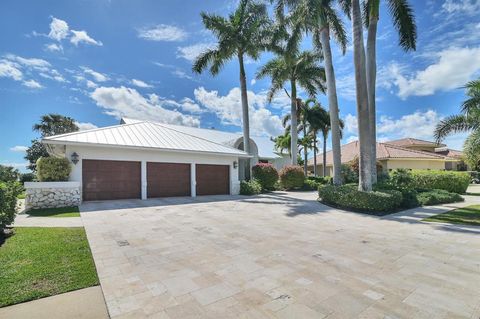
{"left": 410, "top": 170, "right": 470, "bottom": 194}
{"left": 252, "top": 163, "right": 279, "bottom": 191}
{"left": 279, "top": 166, "right": 305, "bottom": 190}
{"left": 303, "top": 176, "right": 332, "bottom": 191}
{"left": 318, "top": 184, "right": 403, "bottom": 213}
{"left": 416, "top": 189, "right": 464, "bottom": 206}
{"left": 36, "top": 157, "right": 71, "bottom": 182}
{"left": 240, "top": 179, "right": 262, "bottom": 195}
{"left": 1, "top": 182, "right": 23, "bottom": 230}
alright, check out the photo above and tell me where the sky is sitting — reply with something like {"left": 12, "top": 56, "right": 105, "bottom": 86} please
{"left": 1, "top": 0, "right": 479, "bottom": 172}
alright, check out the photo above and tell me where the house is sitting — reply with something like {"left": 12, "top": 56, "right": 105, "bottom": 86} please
{"left": 307, "top": 138, "right": 465, "bottom": 176}
{"left": 42, "top": 118, "right": 290, "bottom": 201}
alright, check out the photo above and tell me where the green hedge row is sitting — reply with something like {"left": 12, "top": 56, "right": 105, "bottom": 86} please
{"left": 409, "top": 170, "right": 470, "bottom": 194}
{"left": 36, "top": 157, "right": 71, "bottom": 182}
{"left": 318, "top": 184, "right": 403, "bottom": 213}
{"left": 416, "top": 189, "right": 464, "bottom": 206}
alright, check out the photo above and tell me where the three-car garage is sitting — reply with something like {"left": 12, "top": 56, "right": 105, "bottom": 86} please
{"left": 82, "top": 159, "right": 231, "bottom": 201}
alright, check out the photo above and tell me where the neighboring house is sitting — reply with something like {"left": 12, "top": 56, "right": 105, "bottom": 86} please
{"left": 307, "top": 138, "right": 465, "bottom": 176}
{"left": 42, "top": 118, "right": 290, "bottom": 201}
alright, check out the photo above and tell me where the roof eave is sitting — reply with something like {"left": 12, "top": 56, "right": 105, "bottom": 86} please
{"left": 42, "top": 139, "right": 252, "bottom": 158}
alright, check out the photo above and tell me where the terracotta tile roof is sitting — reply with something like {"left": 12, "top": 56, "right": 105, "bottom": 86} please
{"left": 307, "top": 141, "right": 454, "bottom": 167}
{"left": 386, "top": 137, "right": 446, "bottom": 148}
{"left": 435, "top": 148, "right": 463, "bottom": 158}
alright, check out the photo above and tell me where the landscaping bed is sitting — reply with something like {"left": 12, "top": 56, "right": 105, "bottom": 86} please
{"left": 424, "top": 205, "right": 480, "bottom": 226}
{"left": 0, "top": 227, "right": 99, "bottom": 307}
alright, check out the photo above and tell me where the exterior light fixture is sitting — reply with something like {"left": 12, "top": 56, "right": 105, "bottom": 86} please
{"left": 233, "top": 161, "right": 238, "bottom": 169}
{"left": 71, "top": 152, "right": 79, "bottom": 165}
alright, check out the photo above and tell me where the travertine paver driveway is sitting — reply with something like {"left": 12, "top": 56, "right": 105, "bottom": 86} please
{"left": 80, "top": 192, "right": 480, "bottom": 319}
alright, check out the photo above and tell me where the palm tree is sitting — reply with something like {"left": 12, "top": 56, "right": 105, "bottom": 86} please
{"left": 305, "top": 99, "right": 344, "bottom": 177}
{"left": 272, "top": 132, "right": 291, "bottom": 155}
{"left": 256, "top": 23, "right": 325, "bottom": 165}
{"left": 275, "top": 0, "right": 347, "bottom": 185}
{"left": 192, "top": 0, "right": 270, "bottom": 179}
{"left": 363, "top": 0, "right": 417, "bottom": 184}
{"left": 33, "top": 113, "right": 79, "bottom": 137}
{"left": 435, "top": 79, "right": 480, "bottom": 168}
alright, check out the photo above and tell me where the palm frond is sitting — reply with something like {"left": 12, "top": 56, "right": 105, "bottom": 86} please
{"left": 434, "top": 114, "right": 479, "bottom": 142}
{"left": 387, "top": 0, "right": 417, "bottom": 51}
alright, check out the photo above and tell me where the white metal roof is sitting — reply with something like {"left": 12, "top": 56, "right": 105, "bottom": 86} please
{"left": 121, "top": 118, "right": 283, "bottom": 159}
{"left": 43, "top": 121, "right": 250, "bottom": 157}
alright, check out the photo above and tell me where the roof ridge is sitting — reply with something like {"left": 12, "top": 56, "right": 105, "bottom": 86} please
{"left": 44, "top": 121, "right": 141, "bottom": 140}
{"left": 147, "top": 121, "right": 247, "bottom": 154}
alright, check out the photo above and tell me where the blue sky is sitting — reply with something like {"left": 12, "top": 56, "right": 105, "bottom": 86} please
{"left": 1, "top": 0, "right": 480, "bottom": 172}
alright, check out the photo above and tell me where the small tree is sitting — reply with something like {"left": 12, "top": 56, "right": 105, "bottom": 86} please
{"left": 0, "top": 165, "right": 20, "bottom": 182}
{"left": 279, "top": 165, "right": 305, "bottom": 190}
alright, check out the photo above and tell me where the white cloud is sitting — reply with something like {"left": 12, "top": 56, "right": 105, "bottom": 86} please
{"left": 0, "top": 59, "right": 23, "bottom": 81}
{"left": 5, "top": 54, "right": 51, "bottom": 71}
{"left": 138, "top": 25, "right": 187, "bottom": 42}
{"left": 10, "top": 145, "right": 28, "bottom": 153}
{"left": 177, "top": 97, "right": 203, "bottom": 113}
{"left": 344, "top": 113, "right": 358, "bottom": 134}
{"left": 75, "top": 122, "right": 98, "bottom": 131}
{"left": 383, "top": 47, "right": 480, "bottom": 99}
{"left": 131, "top": 79, "right": 153, "bottom": 88}
{"left": 193, "top": 87, "right": 284, "bottom": 137}
{"left": 45, "top": 43, "right": 63, "bottom": 53}
{"left": 70, "top": 30, "right": 102, "bottom": 46}
{"left": 250, "top": 79, "right": 256, "bottom": 85}
{"left": 48, "top": 17, "right": 69, "bottom": 41}
{"left": 153, "top": 62, "right": 194, "bottom": 80}
{"left": 23, "top": 79, "right": 43, "bottom": 89}
{"left": 81, "top": 67, "right": 108, "bottom": 82}
{"left": 442, "top": 0, "right": 480, "bottom": 13}
{"left": 90, "top": 86, "right": 200, "bottom": 127}
{"left": 177, "top": 43, "right": 216, "bottom": 62}
{"left": 86, "top": 80, "right": 97, "bottom": 88}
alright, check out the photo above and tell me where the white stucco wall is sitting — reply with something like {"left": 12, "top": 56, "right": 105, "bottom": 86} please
{"left": 65, "top": 145, "right": 241, "bottom": 197}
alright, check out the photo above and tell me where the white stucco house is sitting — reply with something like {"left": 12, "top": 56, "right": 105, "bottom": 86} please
{"left": 41, "top": 118, "right": 290, "bottom": 201}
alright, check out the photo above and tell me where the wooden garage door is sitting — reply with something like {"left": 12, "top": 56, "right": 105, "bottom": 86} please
{"left": 82, "top": 160, "right": 141, "bottom": 201}
{"left": 147, "top": 162, "right": 191, "bottom": 198}
{"left": 196, "top": 164, "right": 230, "bottom": 195}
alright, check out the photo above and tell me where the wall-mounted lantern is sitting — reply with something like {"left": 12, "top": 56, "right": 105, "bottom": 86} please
{"left": 233, "top": 161, "right": 238, "bottom": 169}
{"left": 71, "top": 152, "right": 79, "bottom": 165}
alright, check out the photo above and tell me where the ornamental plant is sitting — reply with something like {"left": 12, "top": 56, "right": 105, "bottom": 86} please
{"left": 36, "top": 157, "right": 71, "bottom": 182}
{"left": 279, "top": 165, "right": 305, "bottom": 190}
{"left": 252, "top": 163, "right": 279, "bottom": 191}
{"left": 0, "top": 181, "right": 22, "bottom": 233}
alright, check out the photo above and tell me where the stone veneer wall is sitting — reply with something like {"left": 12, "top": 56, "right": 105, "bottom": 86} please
{"left": 24, "top": 182, "right": 81, "bottom": 210}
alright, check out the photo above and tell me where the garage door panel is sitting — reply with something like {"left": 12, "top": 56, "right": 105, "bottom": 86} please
{"left": 83, "top": 160, "right": 141, "bottom": 201}
{"left": 196, "top": 164, "right": 229, "bottom": 196}
{"left": 147, "top": 162, "right": 190, "bottom": 198}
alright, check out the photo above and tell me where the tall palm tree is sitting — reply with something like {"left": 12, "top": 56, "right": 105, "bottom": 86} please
{"left": 33, "top": 113, "right": 79, "bottom": 137}
{"left": 363, "top": 0, "right": 417, "bottom": 184}
{"left": 256, "top": 23, "right": 325, "bottom": 165}
{"left": 347, "top": 0, "right": 373, "bottom": 191}
{"left": 435, "top": 79, "right": 480, "bottom": 165}
{"left": 192, "top": 0, "right": 270, "bottom": 179}
{"left": 275, "top": 0, "right": 347, "bottom": 185}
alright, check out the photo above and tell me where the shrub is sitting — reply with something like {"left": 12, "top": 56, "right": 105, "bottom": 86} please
{"left": 0, "top": 182, "right": 23, "bottom": 231}
{"left": 389, "top": 169, "right": 413, "bottom": 189}
{"left": 240, "top": 179, "right": 262, "bottom": 195}
{"left": 416, "top": 189, "right": 464, "bottom": 206}
{"left": 252, "top": 163, "right": 279, "bottom": 191}
{"left": 307, "top": 176, "right": 332, "bottom": 184}
{"left": 341, "top": 164, "right": 358, "bottom": 184}
{"left": 303, "top": 176, "right": 332, "bottom": 190}
{"left": 318, "top": 184, "right": 403, "bottom": 213}
{"left": 36, "top": 157, "right": 71, "bottom": 182}
{"left": 410, "top": 170, "right": 470, "bottom": 194}
{"left": 467, "top": 171, "right": 480, "bottom": 184}
{"left": 279, "top": 166, "right": 305, "bottom": 190}
{"left": 19, "top": 172, "right": 36, "bottom": 184}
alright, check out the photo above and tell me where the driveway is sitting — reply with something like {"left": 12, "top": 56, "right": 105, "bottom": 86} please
{"left": 80, "top": 192, "right": 480, "bottom": 319}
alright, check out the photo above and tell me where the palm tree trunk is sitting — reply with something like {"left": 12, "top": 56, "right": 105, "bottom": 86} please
{"left": 352, "top": 0, "right": 372, "bottom": 191}
{"left": 319, "top": 28, "right": 342, "bottom": 185}
{"left": 366, "top": 14, "right": 378, "bottom": 185}
{"left": 303, "top": 111, "right": 308, "bottom": 175}
{"left": 290, "top": 79, "right": 298, "bottom": 165}
{"left": 313, "top": 133, "right": 318, "bottom": 176}
{"left": 238, "top": 53, "right": 251, "bottom": 180}
{"left": 323, "top": 133, "right": 327, "bottom": 177}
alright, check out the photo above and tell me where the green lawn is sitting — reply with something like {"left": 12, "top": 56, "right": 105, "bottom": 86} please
{"left": 424, "top": 205, "right": 480, "bottom": 226}
{"left": 0, "top": 227, "right": 99, "bottom": 307}
{"left": 27, "top": 206, "right": 80, "bottom": 218}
